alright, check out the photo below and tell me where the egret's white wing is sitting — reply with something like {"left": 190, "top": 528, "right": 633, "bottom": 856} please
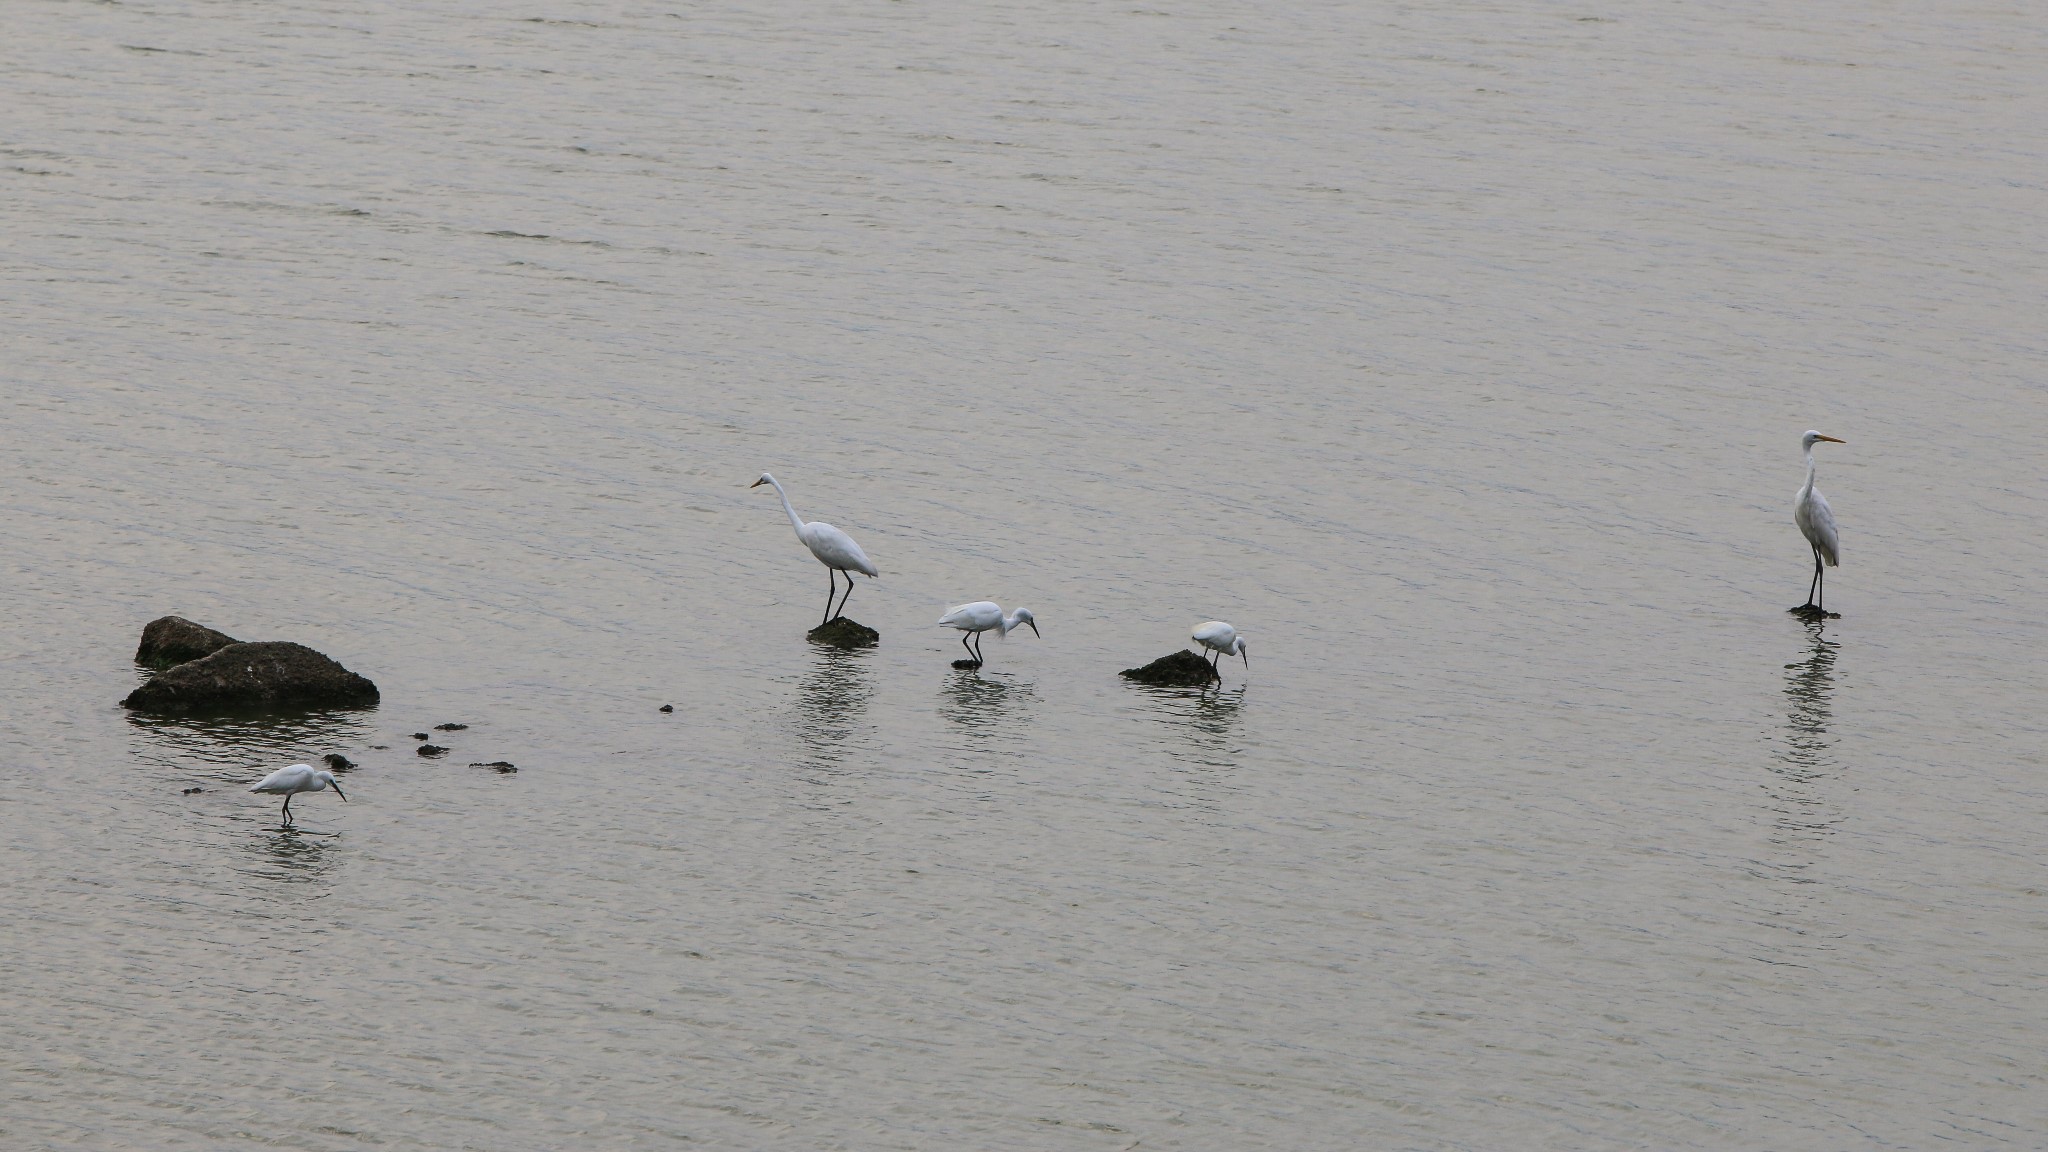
{"left": 939, "top": 602, "right": 1000, "bottom": 629}
{"left": 1795, "top": 489, "right": 1841, "bottom": 567}
{"left": 250, "top": 764, "right": 314, "bottom": 793}
{"left": 803, "top": 522, "right": 878, "bottom": 577}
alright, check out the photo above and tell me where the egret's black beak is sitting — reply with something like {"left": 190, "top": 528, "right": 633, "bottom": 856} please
{"left": 1241, "top": 652, "right": 1250, "bottom": 668}
{"left": 748, "top": 478, "right": 767, "bottom": 488}
{"left": 1027, "top": 620, "right": 1041, "bottom": 638}
{"left": 332, "top": 783, "right": 348, "bottom": 803}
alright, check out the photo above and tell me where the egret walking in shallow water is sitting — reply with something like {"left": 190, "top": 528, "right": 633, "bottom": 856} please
{"left": 249, "top": 763, "right": 346, "bottom": 826}
{"left": 750, "top": 472, "right": 879, "bottom": 625}
{"left": 1791, "top": 431, "right": 1846, "bottom": 616}
{"left": 938, "top": 602, "right": 1039, "bottom": 667}
{"left": 1193, "top": 621, "right": 1249, "bottom": 673}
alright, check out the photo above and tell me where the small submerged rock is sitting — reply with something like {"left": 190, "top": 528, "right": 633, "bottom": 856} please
{"left": 122, "top": 641, "right": 380, "bottom": 712}
{"left": 181, "top": 786, "right": 204, "bottom": 795}
{"left": 434, "top": 722, "right": 468, "bottom": 731}
{"left": 1120, "top": 649, "right": 1220, "bottom": 687}
{"left": 135, "top": 616, "right": 239, "bottom": 669}
{"left": 807, "top": 617, "right": 879, "bottom": 648}
{"left": 322, "top": 753, "right": 356, "bottom": 771}
{"left": 659, "top": 704, "right": 674, "bottom": 713}
{"left": 469, "top": 761, "right": 517, "bottom": 773}
{"left": 417, "top": 744, "right": 449, "bottom": 758}
{"left": 409, "top": 732, "right": 430, "bottom": 740}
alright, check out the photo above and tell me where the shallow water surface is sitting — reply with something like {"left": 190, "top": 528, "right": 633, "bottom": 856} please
{"left": 4, "top": 1, "right": 2046, "bottom": 1149}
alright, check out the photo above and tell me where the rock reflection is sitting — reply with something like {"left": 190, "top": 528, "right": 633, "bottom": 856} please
{"left": 792, "top": 647, "right": 874, "bottom": 774}
{"left": 129, "top": 707, "right": 377, "bottom": 787}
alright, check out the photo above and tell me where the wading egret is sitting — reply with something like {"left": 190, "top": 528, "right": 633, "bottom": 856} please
{"left": 1791, "top": 431, "right": 1846, "bottom": 616}
{"left": 938, "top": 602, "right": 1039, "bottom": 667}
{"left": 249, "top": 763, "right": 347, "bottom": 826}
{"left": 750, "top": 472, "right": 879, "bottom": 625}
{"left": 1192, "top": 621, "right": 1249, "bottom": 672}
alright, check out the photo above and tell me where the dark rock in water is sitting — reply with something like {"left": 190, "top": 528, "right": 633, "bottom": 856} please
{"left": 121, "top": 641, "right": 380, "bottom": 712}
{"left": 135, "top": 616, "right": 239, "bottom": 669}
{"left": 322, "top": 753, "right": 356, "bottom": 771}
{"left": 659, "top": 704, "right": 674, "bottom": 713}
{"left": 434, "top": 722, "right": 467, "bottom": 731}
{"left": 1120, "top": 649, "right": 1220, "bottom": 687}
{"left": 182, "top": 787, "right": 204, "bottom": 795}
{"left": 469, "top": 761, "right": 517, "bottom": 773}
{"left": 409, "top": 732, "right": 430, "bottom": 740}
{"left": 417, "top": 744, "right": 449, "bottom": 757}
{"left": 807, "top": 617, "right": 879, "bottom": 648}
{"left": 369, "top": 744, "right": 390, "bottom": 750}
{"left": 951, "top": 659, "right": 983, "bottom": 670}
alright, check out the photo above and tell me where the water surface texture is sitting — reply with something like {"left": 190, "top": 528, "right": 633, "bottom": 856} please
{"left": 5, "top": 2, "right": 2046, "bottom": 1149}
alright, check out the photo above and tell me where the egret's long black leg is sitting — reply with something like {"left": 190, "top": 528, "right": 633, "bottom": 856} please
{"left": 960, "top": 633, "right": 977, "bottom": 662}
{"left": 972, "top": 633, "right": 985, "bottom": 665}
{"left": 1807, "top": 549, "right": 1822, "bottom": 608}
{"left": 281, "top": 794, "right": 294, "bottom": 825}
{"left": 1816, "top": 552, "right": 1827, "bottom": 614}
{"left": 832, "top": 573, "right": 854, "bottom": 622}
{"left": 822, "top": 569, "right": 838, "bottom": 626}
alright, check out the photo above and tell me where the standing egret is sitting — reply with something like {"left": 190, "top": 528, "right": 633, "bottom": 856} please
{"left": 1192, "top": 621, "right": 1249, "bottom": 674}
{"left": 1791, "top": 431, "right": 1846, "bottom": 616}
{"left": 249, "top": 763, "right": 347, "bottom": 826}
{"left": 750, "top": 472, "right": 879, "bottom": 625}
{"left": 938, "top": 602, "right": 1039, "bottom": 667}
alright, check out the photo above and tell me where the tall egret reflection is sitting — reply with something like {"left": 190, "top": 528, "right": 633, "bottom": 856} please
{"left": 792, "top": 646, "right": 874, "bottom": 775}
{"left": 1761, "top": 620, "right": 1847, "bottom": 886}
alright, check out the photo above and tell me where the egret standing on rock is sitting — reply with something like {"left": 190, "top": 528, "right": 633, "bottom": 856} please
{"left": 938, "top": 602, "right": 1039, "bottom": 668}
{"left": 1791, "top": 431, "right": 1846, "bottom": 617}
{"left": 750, "top": 472, "right": 879, "bottom": 626}
{"left": 249, "top": 763, "right": 347, "bottom": 826}
{"left": 1192, "top": 621, "right": 1249, "bottom": 675}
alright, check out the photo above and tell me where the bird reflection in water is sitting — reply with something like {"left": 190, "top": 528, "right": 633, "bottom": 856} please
{"left": 940, "top": 667, "right": 1036, "bottom": 750}
{"left": 1124, "top": 681, "right": 1248, "bottom": 783}
{"left": 792, "top": 647, "right": 874, "bottom": 776}
{"left": 1764, "top": 620, "right": 1846, "bottom": 883}
{"left": 241, "top": 824, "right": 339, "bottom": 894}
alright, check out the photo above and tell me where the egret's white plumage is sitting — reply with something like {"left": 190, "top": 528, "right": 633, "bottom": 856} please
{"left": 751, "top": 472, "right": 878, "bottom": 624}
{"left": 248, "top": 763, "right": 347, "bottom": 825}
{"left": 937, "top": 601, "right": 1039, "bottom": 666}
{"left": 1791, "top": 431, "right": 1846, "bottom": 614}
{"left": 1192, "top": 620, "right": 1249, "bottom": 671}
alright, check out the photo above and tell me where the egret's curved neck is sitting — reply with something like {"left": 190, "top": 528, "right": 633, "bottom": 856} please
{"left": 1802, "top": 446, "right": 1817, "bottom": 493}
{"left": 765, "top": 475, "right": 805, "bottom": 535}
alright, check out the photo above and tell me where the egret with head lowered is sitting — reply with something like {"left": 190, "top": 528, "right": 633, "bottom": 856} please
{"left": 1192, "top": 621, "right": 1249, "bottom": 674}
{"left": 1791, "top": 431, "right": 1846, "bottom": 617}
{"left": 249, "top": 763, "right": 346, "bottom": 827}
{"left": 938, "top": 601, "right": 1039, "bottom": 668}
{"left": 750, "top": 472, "right": 879, "bottom": 626}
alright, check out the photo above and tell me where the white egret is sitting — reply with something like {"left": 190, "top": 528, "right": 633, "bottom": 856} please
{"left": 1192, "top": 621, "right": 1249, "bottom": 673}
{"left": 937, "top": 601, "right": 1039, "bottom": 667}
{"left": 750, "top": 472, "right": 879, "bottom": 625}
{"left": 1791, "top": 431, "right": 1846, "bottom": 616}
{"left": 249, "top": 763, "right": 347, "bottom": 826}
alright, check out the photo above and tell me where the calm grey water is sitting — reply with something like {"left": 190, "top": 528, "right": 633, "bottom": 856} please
{"left": 4, "top": 2, "right": 2046, "bottom": 1148}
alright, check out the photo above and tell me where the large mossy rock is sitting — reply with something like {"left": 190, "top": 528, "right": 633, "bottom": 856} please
{"left": 122, "top": 641, "right": 380, "bottom": 712}
{"left": 134, "top": 616, "right": 239, "bottom": 669}
{"left": 807, "top": 617, "right": 879, "bottom": 648}
{"left": 1120, "top": 649, "right": 1219, "bottom": 687}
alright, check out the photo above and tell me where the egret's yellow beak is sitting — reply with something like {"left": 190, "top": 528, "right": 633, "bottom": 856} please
{"left": 1815, "top": 434, "right": 1846, "bottom": 444}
